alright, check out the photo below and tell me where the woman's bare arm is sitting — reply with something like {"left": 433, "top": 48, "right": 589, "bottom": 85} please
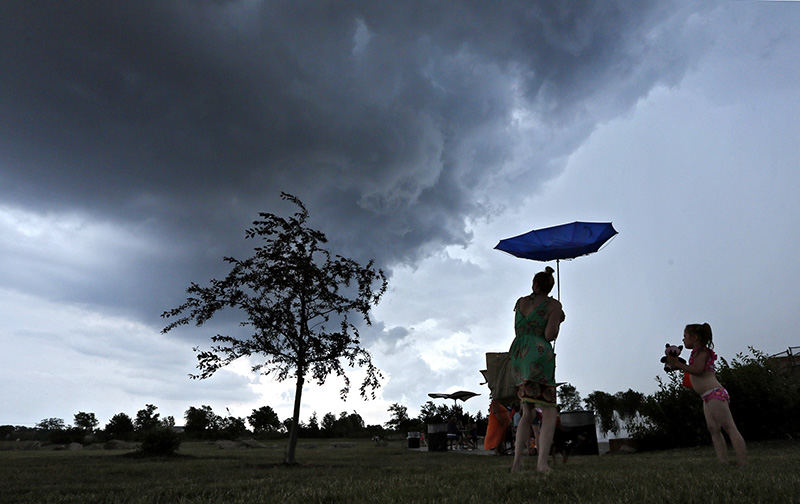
{"left": 544, "top": 299, "right": 564, "bottom": 342}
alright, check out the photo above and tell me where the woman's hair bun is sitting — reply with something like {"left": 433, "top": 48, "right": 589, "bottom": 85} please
{"left": 544, "top": 266, "right": 555, "bottom": 275}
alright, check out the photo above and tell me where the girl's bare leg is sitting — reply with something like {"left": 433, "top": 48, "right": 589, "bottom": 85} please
{"left": 511, "top": 403, "right": 533, "bottom": 472}
{"left": 707, "top": 400, "right": 747, "bottom": 466}
{"left": 536, "top": 405, "right": 557, "bottom": 473}
{"left": 703, "top": 402, "right": 728, "bottom": 463}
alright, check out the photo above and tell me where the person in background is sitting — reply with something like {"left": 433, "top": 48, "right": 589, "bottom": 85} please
{"left": 509, "top": 266, "right": 565, "bottom": 473}
{"left": 666, "top": 322, "right": 747, "bottom": 466}
{"left": 446, "top": 417, "right": 459, "bottom": 450}
{"left": 484, "top": 401, "right": 511, "bottom": 455}
{"left": 467, "top": 422, "right": 478, "bottom": 449}
{"left": 512, "top": 407, "right": 521, "bottom": 441}
{"left": 527, "top": 408, "right": 543, "bottom": 456}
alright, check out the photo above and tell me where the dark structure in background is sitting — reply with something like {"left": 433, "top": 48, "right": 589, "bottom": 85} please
{"left": 770, "top": 346, "right": 800, "bottom": 378}
{"left": 559, "top": 410, "right": 599, "bottom": 456}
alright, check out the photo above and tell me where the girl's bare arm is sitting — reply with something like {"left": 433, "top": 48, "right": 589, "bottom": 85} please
{"left": 667, "top": 349, "right": 707, "bottom": 375}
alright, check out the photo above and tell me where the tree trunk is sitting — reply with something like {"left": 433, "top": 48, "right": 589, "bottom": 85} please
{"left": 284, "top": 371, "right": 305, "bottom": 464}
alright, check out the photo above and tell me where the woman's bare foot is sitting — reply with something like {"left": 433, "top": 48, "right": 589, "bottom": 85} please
{"left": 536, "top": 464, "right": 552, "bottom": 474}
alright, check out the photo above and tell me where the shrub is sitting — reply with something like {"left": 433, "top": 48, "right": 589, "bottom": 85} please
{"left": 48, "top": 427, "right": 85, "bottom": 445}
{"left": 139, "top": 428, "right": 182, "bottom": 456}
{"left": 630, "top": 373, "right": 705, "bottom": 451}
{"left": 631, "top": 346, "right": 800, "bottom": 450}
{"left": 104, "top": 413, "right": 135, "bottom": 441}
{"left": 718, "top": 347, "right": 800, "bottom": 440}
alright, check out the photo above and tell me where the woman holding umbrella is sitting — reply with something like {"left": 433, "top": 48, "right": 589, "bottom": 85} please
{"left": 509, "top": 266, "right": 564, "bottom": 473}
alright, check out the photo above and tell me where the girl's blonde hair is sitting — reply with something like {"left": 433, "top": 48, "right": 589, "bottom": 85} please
{"left": 685, "top": 322, "right": 714, "bottom": 350}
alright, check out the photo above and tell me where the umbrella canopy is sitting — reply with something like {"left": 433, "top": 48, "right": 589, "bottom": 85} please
{"left": 494, "top": 221, "right": 617, "bottom": 299}
{"left": 428, "top": 391, "right": 480, "bottom": 405}
{"left": 494, "top": 221, "right": 617, "bottom": 262}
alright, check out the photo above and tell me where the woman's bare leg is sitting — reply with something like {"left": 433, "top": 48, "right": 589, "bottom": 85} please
{"left": 511, "top": 403, "right": 533, "bottom": 472}
{"left": 536, "top": 405, "right": 557, "bottom": 473}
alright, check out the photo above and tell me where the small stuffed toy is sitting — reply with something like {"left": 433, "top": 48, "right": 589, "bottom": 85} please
{"left": 660, "top": 343, "right": 686, "bottom": 372}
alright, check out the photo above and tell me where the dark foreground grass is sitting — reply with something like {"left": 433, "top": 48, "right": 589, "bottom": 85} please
{"left": 1, "top": 439, "right": 799, "bottom": 503}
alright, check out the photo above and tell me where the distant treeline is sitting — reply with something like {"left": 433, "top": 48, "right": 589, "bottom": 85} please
{"left": 3, "top": 348, "right": 797, "bottom": 449}
{"left": 0, "top": 402, "right": 486, "bottom": 444}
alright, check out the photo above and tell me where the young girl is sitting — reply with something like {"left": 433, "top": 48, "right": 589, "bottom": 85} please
{"left": 666, "top": 322, "right": 747, "bottom": 466}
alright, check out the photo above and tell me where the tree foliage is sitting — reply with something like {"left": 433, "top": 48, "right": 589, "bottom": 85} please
{"left": 558, "top": 383, "right": 583, "bottom": 411}
{"left": 333, "top": 411, "right": 365, "bottom": 437}
{"left": 161, "top": 193, "right": 388, "bottom": 464}
{"left": 134, "top": 404, "right": 163, "bottom": 433}
{"left": 306, "top": 412, "right": 320, "bottom": 437}
{"left": 219, "top": 415, "right": 248, "bottom": 439}
{"left": 104, "top": 413, "right": 135, "bottom": 441}
{"left": 184, "top": 405, "right": 219, "bottom": 438}
{"left": 385, "top": 403, "right": 411, "bottom": 432}
{"left": 73, "top": 411, "right": 99, "bottom": 433}
{"left": 321, "top": 412, "right": 337, "bottom": 435}
{"left": 248, "top": 406, "right": 282, "bottom": 435}
{"left": 36, "top": 418, "right": 65, "bottom": 431}
{"left": 418, "top": 401, "right": 470, "bottom": 426}
{"left": 139, "top": 428, "right": 182, "bottom": 456}
{"left": 716, "top": 347, "right": 800, "bottom": 440}
{"left": 586, "top": 347, "right": 800, "bottom": 451}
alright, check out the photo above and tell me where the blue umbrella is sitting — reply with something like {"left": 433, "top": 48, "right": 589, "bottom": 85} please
{"left": 494, "top": 221, "right": 618, "bottom": 299}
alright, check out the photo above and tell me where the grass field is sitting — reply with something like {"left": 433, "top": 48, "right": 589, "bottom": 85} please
{"left": 1, "top": 439, "right": 799, "bottom": 503}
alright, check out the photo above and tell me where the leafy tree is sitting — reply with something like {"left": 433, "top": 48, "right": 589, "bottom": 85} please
{"left": 632, "top": 347, "right": 800, "bottom": 450}
{"left": 36, "top": 418, "right": 65, "bottom": 431}
{"left": 613, "top": 389, "right": 645, "bottom": 428}
{"left": 385, "top": 403, "right": 411, "bottom": 432}
{"left": 220, "top": 416, "right": 248, "bottom": 438}
{"left": 104, "top": 413, "right": 134, "bottom": 441}
{"left": 162, "top": 193, "right": 388, "bottom": 464}
{"left": 162, "top": 415, "right": 176, "bottom": 429}
{"left": 474, "top": 410, "right": 487, "bottom": 436}
{"left": 584, "top": 391, "right": 620, "bottom": 436}
{"left": 418, "top": 401, "right": 447, "bottom": 424}
{"left": 134, "top": 404, "right": 162, "bottom": 433}
{"left": 321, "top": 412, "right": 337, "bottom": 435}
{"left": 139, "top": 428, "right": 182, "bottom": 456}
{"left": 73, "top": 411, "right": 99, "bottom": 433}
{"left": 557, "top": 383, "right": 583, "bottom": 411}
{"left": 630, "top": 373, "right": 704, "bottom": 449}
{"left": 184, "top": 405, "right": 220, "bottom": 438}
{"left": 417, "top": 401, "right": 471, "bottom": 426}
{"left": 282, "top": 417, "right": 295, "bottom": 434}
{"left": 305, "top": 412, "right": 320, "bottom": 438}
{"left": 35, "top": 418, "right": 82, "bottom": 444}
{"left": 333, "top": 411, "right": 365, "bottom": 437}
{"left": 718, "top": 347, "right": 800, "bottom": 440}
{"left": 248, "top": 406, "right": 281, "bottom": 434}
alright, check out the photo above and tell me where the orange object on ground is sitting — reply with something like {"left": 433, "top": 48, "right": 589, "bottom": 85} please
{"left": 484, "top": 400, "right": 511, "bottom": 450}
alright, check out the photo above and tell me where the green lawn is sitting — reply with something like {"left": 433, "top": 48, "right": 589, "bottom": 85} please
{"left": 1, "top": 439, "right": 799, "bottom": 503}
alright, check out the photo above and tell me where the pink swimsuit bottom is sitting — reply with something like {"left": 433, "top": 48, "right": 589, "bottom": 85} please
{"left": 701, "top": 387, "right": 730, "bottom": 403}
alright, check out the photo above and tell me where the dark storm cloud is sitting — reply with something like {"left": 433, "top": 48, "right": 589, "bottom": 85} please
{"left": 0, "top": 1, "right": 712, "bottom": 323}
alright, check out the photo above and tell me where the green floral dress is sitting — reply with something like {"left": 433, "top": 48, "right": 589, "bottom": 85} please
{"left": 509, "top": 297, "right": 557, "bottom": 407}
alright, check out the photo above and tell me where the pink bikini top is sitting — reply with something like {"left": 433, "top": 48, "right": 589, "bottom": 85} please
{"left": 689, "top": 347, "right": 717, "bottom": 372}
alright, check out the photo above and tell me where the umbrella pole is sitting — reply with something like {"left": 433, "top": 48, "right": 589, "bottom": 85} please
{"left": 556, "top": 259, "right": 560, "bottom": 301}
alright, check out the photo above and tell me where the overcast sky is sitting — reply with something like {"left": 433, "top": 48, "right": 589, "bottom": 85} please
{"left": 2, "top": 1, "right": 798, "bottom": 429}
